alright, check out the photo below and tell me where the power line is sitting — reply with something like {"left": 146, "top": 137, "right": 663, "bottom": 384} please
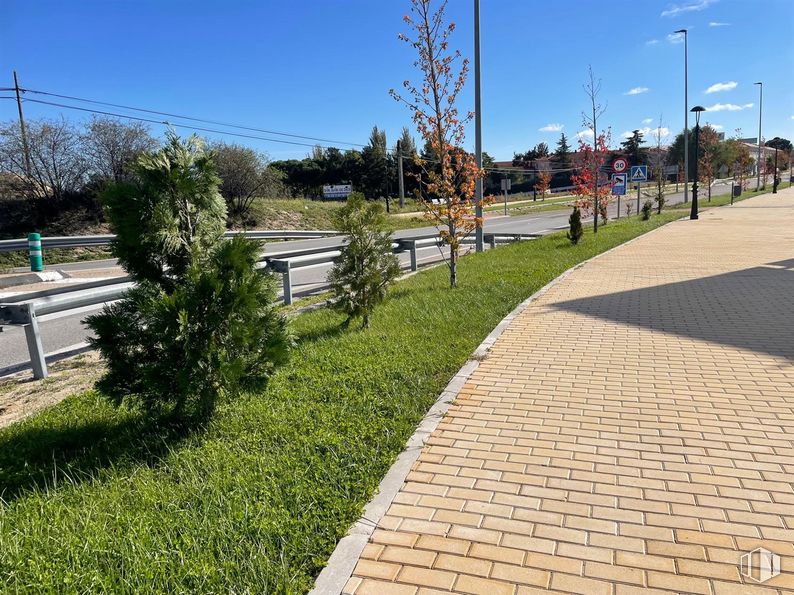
{"left": 22, "top": 97, "right": 353, "bottom": 150}
{"left": 18, "top": 87, "right": 367, "bottom": 148}
{"left": 14, "top": 86, "right": 586, "bottom": 173}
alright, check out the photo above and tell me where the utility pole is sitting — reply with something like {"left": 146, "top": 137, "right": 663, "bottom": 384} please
{"left": 674, "top": 29, "right": 689, "bottom": 204}
{"left": 13, "top": 71, "right": 32, "bottom": 178}
{"left": 592, "top": 100, "right": 598, "bottom": 234}
{"left": 473, "top": 0, "right": 484, "bottom": 253}
{"left": 396, "top": 140, "right": 405, "bottom": 208}
{"left": 754, "top": 81, "right": 763, "bottom": 191}
{"left": 773, "top": 148, "right": 779, "bottom": 193}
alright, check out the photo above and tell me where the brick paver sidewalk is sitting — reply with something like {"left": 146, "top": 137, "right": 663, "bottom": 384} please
{"left": 343, "top": 189, "right": 794, "bottom": 595}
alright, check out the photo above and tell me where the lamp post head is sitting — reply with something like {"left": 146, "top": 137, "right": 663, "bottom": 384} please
{"left": 691, "top": 105, "right": 706, "bottom": 125}
{"left": 754, "top": 81, "right": 762, "bottom": 85}
{"left": 674, "top": 28, "right": 687, "bottom": 34}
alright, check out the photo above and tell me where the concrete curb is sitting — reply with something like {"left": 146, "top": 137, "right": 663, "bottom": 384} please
{"left": 0, "top": 269, "right": 69, "bottom": 290}
{"left": 310, "top": 217, "right": 682, "bottom": 595}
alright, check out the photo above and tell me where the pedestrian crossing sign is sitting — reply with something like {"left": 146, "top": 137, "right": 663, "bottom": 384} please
{"left": 630, "top": 165, "right": 648, "bottom": 182}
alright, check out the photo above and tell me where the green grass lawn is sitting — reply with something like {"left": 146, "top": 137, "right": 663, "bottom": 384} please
{"left": 0, "top": 210, "right": 685, "bottom": 593}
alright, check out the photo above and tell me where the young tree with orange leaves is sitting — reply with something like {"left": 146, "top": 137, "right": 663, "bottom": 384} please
{"left": 535, "top": 169, "right": 552, "bottom": 199}
{"left": 698, "top": 124, "right": 719, "bottom": 202}
{"left": 391, "top": 0, "right": 488, "bottom": 288}
{"left": 571, "top": 132, "right": 611, "bottom": 223}
{"left": 581, "top": 66, "right": 608, "bottom": 232}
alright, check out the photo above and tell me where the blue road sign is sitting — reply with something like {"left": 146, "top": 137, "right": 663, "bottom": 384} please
{"left": 630, "top": 165, "right": 648, "bottom": 182}
{"left": 611, "top": 173, "right": 627, "bottom": 196}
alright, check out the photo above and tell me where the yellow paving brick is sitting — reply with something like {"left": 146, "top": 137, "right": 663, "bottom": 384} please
{"left": 454, "top": 574, "right": 517, "bottom": 595}
{"left": 354, "top": 579, "right": 419, "bottom": 595}
{"left": 676, "top": 559, "right": 740, "bottom": 581}
{"left": 344, "top": 576, "right": 362, "bottom": 594}
{"left": 584, "top": 561, "right": 645, "bottom": 585}
{"left": 447, "top": 524, "right": 501, "bottom": 545}
{"left": 647, "top": 571, "right": 711, "bottom": 594}
{"left": 614, "top": 551, "right": 675, "bottom": 573}
{"left": 396, "top": 566, "right": 457, "bottom": 591}
{"left": 468, "top": 543, "right": 525, "bottom": 566}
{"left": 380, "top": 546, "right": 437, "bottom": 568}
{"left": 490, "top": 563, "right": 550, "bottom": 588}
{"left": 550, "top": 572, "right": 613, "bottom": 595}
{"left": 498, "top": 533, "right": 556, "bottom": 555}
{"left": 434, "top": 552, "right": 491, "bottom": 577}
{"left": 354, "top": 559, "right": 402, "bottom": 581}
{"left": 555, "top": 542, "right": 613, "bottom": 564}
{"left": 712, "top": 581, "right": 781, "bottom": 595}
{"left": 414, "top": 534, "right": 470, "bottom": 556}
{"left": 371, "top": 530, "right": 420, "bottom": 548}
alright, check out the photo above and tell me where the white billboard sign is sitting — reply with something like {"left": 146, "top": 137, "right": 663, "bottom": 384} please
{"left": 322, "top": 184, "right": 353, "bottom": 199}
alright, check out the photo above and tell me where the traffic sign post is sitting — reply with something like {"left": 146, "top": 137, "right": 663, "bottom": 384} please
{"left": 501, "top": 178, "right": 512, "bottom": 215}
{"left": 612, "top": 173, "right": 627, "bottom": 220}
{"left": 630, "top": 166, "right": 648, "bottom": 215}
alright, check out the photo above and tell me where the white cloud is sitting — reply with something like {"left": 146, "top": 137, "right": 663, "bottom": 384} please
{"left": 642, "top": 118, "right": 654, "bottom": 124}
{"left": 539, "top": 123, "right": 564, "bottom": 132}
{"left": 705, "top": 81, "right": 737, "bottom": 93}
{"left": 645, "top": 39, "right": 659, "bottom": 45}
{"left": 661, "top": 0, "right": 716, "bottom": 17}
{"left": 576, "top": 130, "right": 594, "bottom": 139}
{"left": 622, "top": 127, "right": 671, "bottom": 139}
{"left": 625, "top": 87, "right": 650, "bottom": 96}
{"left": 790, "top": 115, "right": 794, "bottom": 120}
{"left": 706, "top": 102, "right": 754, "bottom": 112}
{"left": 667, "top": 33, "right": 685, "bottom": 44}
{"left": 709, "top": 21, "right": 730, "bottom": 26}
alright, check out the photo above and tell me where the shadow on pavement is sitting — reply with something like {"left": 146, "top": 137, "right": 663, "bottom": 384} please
{"left": 552, "top": 260, "right": 794, "bottom": 361}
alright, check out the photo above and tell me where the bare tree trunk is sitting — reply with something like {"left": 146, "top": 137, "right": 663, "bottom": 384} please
{"left": 449, "top": 245, "right": 457, "bottom": 288}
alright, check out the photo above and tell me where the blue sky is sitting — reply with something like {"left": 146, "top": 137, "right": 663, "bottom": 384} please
{"left": 3, "top": 0, "right": 793, "bottom": 161}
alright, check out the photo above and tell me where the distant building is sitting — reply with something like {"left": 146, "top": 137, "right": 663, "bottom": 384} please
{"left": 741, "top": 142, "right": 777, "bottom": 174}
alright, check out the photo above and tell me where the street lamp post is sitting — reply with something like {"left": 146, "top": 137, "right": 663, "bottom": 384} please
{"left": 473, "top": 0, "right": 484, "bottom": 253}
{"left": 755, "top": 81, "right": 763, "bottom": 191}
{"left": 773, "top": 148, "right": 779, "bottom": 194}
{"left": 690, "top": 106, "right": 706, "bottom": 220}
{"left": 675, "top": 29, "right": 689, "bottom": 204}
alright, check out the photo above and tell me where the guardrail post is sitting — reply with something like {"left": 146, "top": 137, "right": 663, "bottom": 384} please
{"left": 281, "top": 262, "right": 293, "bottom": 305}
{"left": 488, "top": 234, "right": 497, "bottom": 249}
{"left": 23, "top": 304, "right": 48, "bottom": 379}
{"left": 406, "top": 241, "right": 417, "bottom": 272}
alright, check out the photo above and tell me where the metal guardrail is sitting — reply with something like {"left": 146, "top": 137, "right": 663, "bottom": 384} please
{"left": 1, "top": 280, "right": 134, "bottom": 379}
{"left": 0, "top": 230, "right": 340, "bottom": 253}
{"left": 267, "top": 233, "right": 540, "bottom": 305}
{"left": 1, "top": 232, "right": 538, "bottom": 378}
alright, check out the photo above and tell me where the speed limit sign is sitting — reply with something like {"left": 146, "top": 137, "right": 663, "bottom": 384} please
{"left": 612, "top": 157, "right": 629, "bottom": 173}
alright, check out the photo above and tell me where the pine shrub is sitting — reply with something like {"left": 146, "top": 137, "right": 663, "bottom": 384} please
{"left": 641, "top": 199, "right": 653, "bottom": 220}
{"left": 87, "top": 133, "right": 291, "bottom": 418}
{"left": 567, "top": 206, "right": 584, "bottom": 245}
{"left": 328, "top": 193, "right": 400, "bottom": 328}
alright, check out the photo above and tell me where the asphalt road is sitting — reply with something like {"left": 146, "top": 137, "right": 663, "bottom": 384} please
{"left": 0, "top": 178, "right": 752, "bottom": 374}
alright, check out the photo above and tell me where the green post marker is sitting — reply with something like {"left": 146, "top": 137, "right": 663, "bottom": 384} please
{"left": 28, "top": 232, "right": 43, "bottom": 272}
